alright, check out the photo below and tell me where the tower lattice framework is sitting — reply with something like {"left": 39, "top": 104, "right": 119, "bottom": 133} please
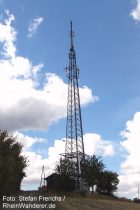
{"left": 65, "top": 22, "right": 86, "bottom": 189}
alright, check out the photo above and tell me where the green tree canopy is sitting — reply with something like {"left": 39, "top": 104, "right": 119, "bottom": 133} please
{"left": 97, "top": 170, "right": 119, "bottom": 195}
{"left": 55, "top": 155, "right": 119, "bottom": 195}
{"left": 55, "top": 157, "right": 76, "bottom": 177}
{"left": 55, "top": 158, "right": 76, "bottom": 192}
{"left": 0, "top": 131, "right": 27, "bottom": 198}
{"left": 84, "top": 155, "right": 105, "bottom": 194}
{"left": 84, "top": 155, "right": 119, "bottom": 195}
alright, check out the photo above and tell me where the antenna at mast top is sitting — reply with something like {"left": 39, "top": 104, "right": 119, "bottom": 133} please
{"left": 70, "top": 21, "right": 74, "bottom": 49}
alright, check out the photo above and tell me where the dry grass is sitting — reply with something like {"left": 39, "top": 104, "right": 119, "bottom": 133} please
{"left": 1, "top": 192, "right": 140, "bottom": 210}
{"left": 57, "top": 197, "right": 140, "bottom": 210}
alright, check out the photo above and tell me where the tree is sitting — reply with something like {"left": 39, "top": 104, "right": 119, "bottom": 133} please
{"left": 55, "top": 157, "right": 76, "bottom": 177}
{"left": 0, "top": 131, "right": 27, "bottom": 198}
{"left": 97, "top": 170, "right": 119, "bottom": 195}
{"left": 55, "top": 155, "right": 119, "bottom": 195}
{"left": 55, "top": 158, "right": 76, "bottom": 192}
{"left": 83, "top": 155, "right": 119, "bottom": 196}
{"left": 84, "top": 155, "right": 105, "bottom": 194}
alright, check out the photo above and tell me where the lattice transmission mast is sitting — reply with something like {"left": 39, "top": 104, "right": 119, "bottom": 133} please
{"left": 65, "top": 21, "right": 86, "bottom": 191}
{"left": 39, "top": 165, "right": 46, "bottom": 191}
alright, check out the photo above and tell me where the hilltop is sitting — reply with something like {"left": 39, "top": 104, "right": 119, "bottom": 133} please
{"left": 57, "top": 196, "right": 140, "bottom": 210}
{"left": 1, "top": 191, "right": 140, "bottom": 210}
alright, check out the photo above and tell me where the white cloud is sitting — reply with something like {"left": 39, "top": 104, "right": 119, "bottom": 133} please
{"left": 80, "top": 86, "right": 99, "bottom": 105}
{"left": 131, "top": 0, "right": 140, "bottom": 21}
{"left": 118, "top": 112, "right": 140, "bottom": 198}
{"left": 0, "top": 11, "right": 97, "bottom": 131}
{"left": 21, "top": 136, "right": 65, "bottom": 188}
{"left": 22, "top": 151, "right": 49, "bottom": 187}
{"left": 28, "top": 17, "right": 43, "bottom": 37}
{"left": 12, "top": 132, "right": 48, "bottom": 188}
{"left": 0, "top": 71, "right": 96, "bottom": 131}
{"left": 14, "top": 132, "right": 45, "bottom": 150}
{"left": 84, "top": 133, "right": 115, "bottom": 157}
{"left": 0, "top": 10, "right": 16, "bottom": 58}
{"left": 32, "top": 63, "right": 43, "bottom": 77}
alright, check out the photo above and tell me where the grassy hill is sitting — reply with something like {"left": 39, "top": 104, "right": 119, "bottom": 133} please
{"left": 57, "top": 196, "right": 140, "bottom": 210}
{"left": 0, "top": 191, "right": 140, "bottom": 210}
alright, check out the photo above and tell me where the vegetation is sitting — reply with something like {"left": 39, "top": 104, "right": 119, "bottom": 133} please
{"left": 97, "top": 170, "right": 119, "bottom": 195}
{"left": 84, "top": 155, "right": 105, "bottom": 194}
{"left": 0, "top": 131, "right": 27, "bottom": 198}
{"left": 133, "top": 198, "right": 140, "bottom": 203}
{"left": 55, "top": 155, "right": 119, "bottom": 195}
{"left": 55, "top": 158, "right": 76, "bottom": 192}
{"left": 55, "top": 158, "right": 76, "bottom": 177}
{"left": 1, "top": 191, "right": 140, "bottom": 210}
{"left": 57, "top": 195, "right": 140, "bottom": 210}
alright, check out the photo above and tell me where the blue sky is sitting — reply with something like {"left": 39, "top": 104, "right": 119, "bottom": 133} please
{"left": 0, "top": 0, "right": 140, "bottom": 198}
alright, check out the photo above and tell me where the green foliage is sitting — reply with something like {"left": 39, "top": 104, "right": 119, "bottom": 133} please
{"left": 55, "top": 158, "right": 76, "bottom": 192}
{"left": 55, "top": 155, "right": 119, "bottom": 195}
{"left": 84, "top": 155, "right": 105, "bottom": 194}
{"left": 97, "top": 170, "right": 119, "bottom": 195}
{"left": 84, "top": 155, "right": 119, "bottom": 195}
{"left": 55, "top": 157, "right": 76, "bottom": 177}
{"left": 0, "top": 131, "right": 27, "bottom": 197}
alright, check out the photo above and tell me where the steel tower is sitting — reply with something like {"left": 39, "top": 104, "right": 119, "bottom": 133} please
{"left": 39, "top": 165, "right": 46, "bottom": 191}
{"left": 65, "top": 21, "right": 86, "bottom": 191}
